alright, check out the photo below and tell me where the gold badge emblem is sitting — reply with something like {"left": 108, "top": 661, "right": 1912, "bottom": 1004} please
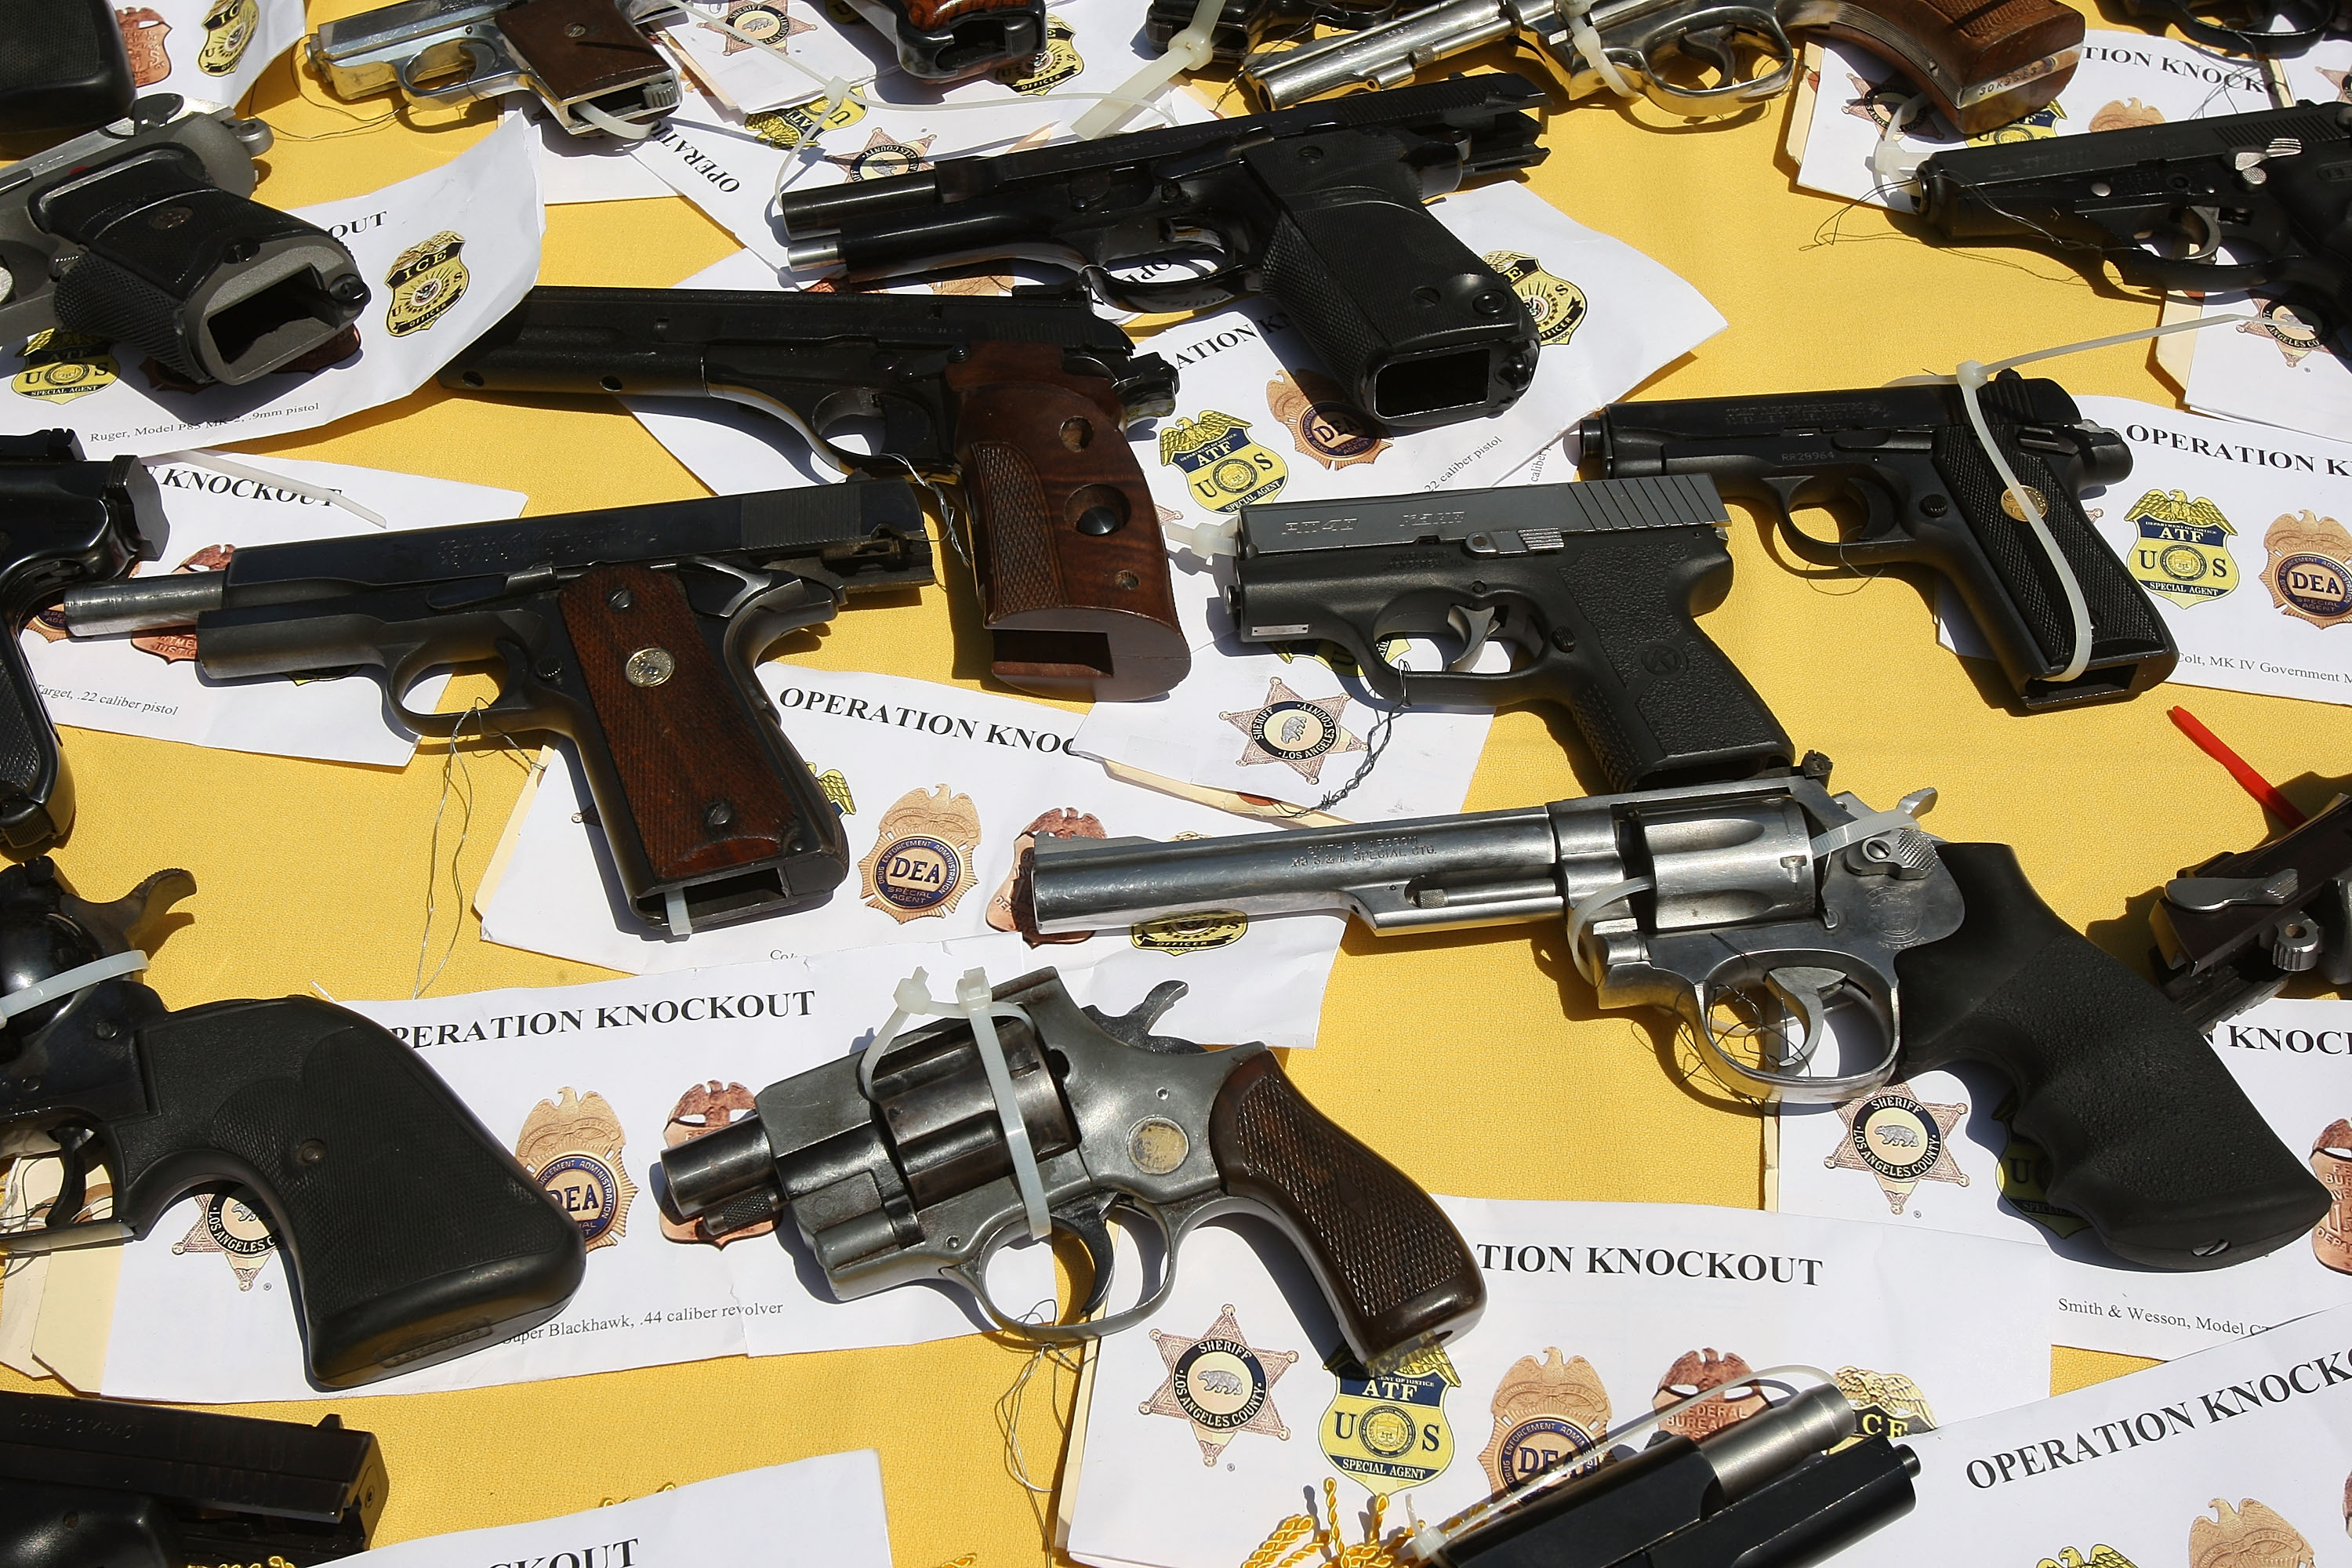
{"left": 2089, "top": 97, "right": 2165, "bottom": 131}
{"left": 1968, "top": 101, "right": 2064, "bottom": 143}
{"left": 2261, "top": 511, "right": 2352, "bottom": 628}
{"left": 703, "top": 0, "right": 815, "bottom": 51}
{"left": 998, "top": 13, "right": 1080, "bottom": 92}
{"left": 1272, "top": 637, "right": 1410, "bottom": 678}
{"left": 1478, "top": 1348, "right": 1610, "bottom": 1494}
{"left": 989, "top": 807, "right": 1105, "bottom": 944}
{"left": 117, "top": 7, "right": 172, "bottom": 86}
{"left": 1833, "top": 1366, "right": 1937, "bottom": 1443}
{"left": 1482, "top": 249, "right": 1587, "bottom": 348}
{"left": 660, "top": 1081, "right": 772, "bottom": 1246}
{"left": 1220, "top": 677, "right": 1367, "bottom": 784}
{"left": 198, "top": 0, "right": 258, "bottom": 74}
{"left": 2190, "top": 1498, "right": 2315, "bottom": 1568}
{"left": 825, "top": 128, "right": 937, "bottom": 182}
{"left": 2125, "top": 489, "right": 2237, "bottom": 608}
{"left": 1824, "top": 1080, "right": 1969, "bottom": 1213}
{"left": 2239, "top": 300, "right": 2333, "bottom": 368}
{"left": 1321, "top": 1345, "right": 1458, "bottom": 1487}
{"left": 1266, "top": 370, "right": 1389, "bottom": 470}
{"left": 748, "top": 95, "right": 866, "bottom": 149}
{"left": 1140, "top": 1303, "right": 1298, "bottom": 1465}
{"left": 2040, "top": 1549, "right": 2141, "bottom": 1568}
{"left": 12, "top": 329, "right": 118, "bottom": 403}
{"left": 815, "top": 768, "right": 855, "bottom": 815}
{"left": 1157, "top": 411, "right": 1289, "bottom": 510}
{"left": 514, "top": 1087, "right": 636, "bottom": 1253}
{"left": 2312, "top": 1120, "right": 2352, "bottom": 1275}
{"left": 1653, "top": 1348, "right": 1764, "bottom": 1439}
{"left": 859, "top": 785, "right": 982, "bottom": 922}
{"left": 173, "top": 1190, "right": 277, "bottom": 1289}
{"left": 1991, "top": 1095, "right": 2090, "bottom": 1242}
{"left": 1131, "top": 909, "right": 1249, "bottom": 953}
{"left": 383, "top": 231, "right": 470, "bottom": 338}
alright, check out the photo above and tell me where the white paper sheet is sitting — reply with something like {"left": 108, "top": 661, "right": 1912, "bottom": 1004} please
{"left": 1064, "top": 1197, "right": 2056, "bottom": 1568}
{"left": 336, "top": 1450, "right": 892, "bottom": 1566}
{"left": 1815, "top": 1302, "right": 2352, "bottom": 1568}
{"left": 1934, "top": 395, "right": 2352, "bottom": 706}
{"left": 113, "top": 0, "right": 304, "bottom": 112}
{"left": 1774, "top": 996, "right": 2352, "bottom": 1360}
{"left": 531, "top": 109, "right": 679, "bottom": 203}
{"left": 0, "top": 116, "right": 543, "bottom": 458}
{"left": 23, "top": 454, "right": 522, "bottom": 764}
{"left": 474, "top": 666, "right": 1346, "bottom": 1031}
{"left": 2186, "top": 283, "right": 2352, "bottom": 446}
{"left": 658, "top": 0, "right": 891, "bottom": 114}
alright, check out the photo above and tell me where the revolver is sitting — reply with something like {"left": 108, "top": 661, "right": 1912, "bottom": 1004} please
{"left": 0, "top": 860, "right": 586, "bottom": 1388}
{"left": 441, "top": 286, "right": 1190, "bottom": 703}
{"left": 1233, "top": 0, "right": 2081, "bottom": 133}
{"left": 1577, "top": 373, "right": 2177, "bottom": 711}
{"left": 775, "top": 74, "right": 1549, "bottom": 432}
{"left": 2151, "top": 792, "right": 2352, "bottom": 1030}
{"left": 1910, "top": 103, "right": 2352, "bottom": 354}
{"left": 308, "top": 0, "right": 681, "bottom": 138}
{"left": 1026, "top": 764, "right": 2330, "bottom": 1270}
{"left": 0, "top": 1391, "right": 385, "bottom": 1566}
{"left": 1144, "top": 0, "right": 1413, "bottom": 60}
{"left": 652, "top": 969, "right": 1486, "bottom": 1374}
{"left": 0, "top": 95, "right": 368, "bottom": 387}
{"left": 61, "top": 481, "right": 934, "bottom": 935}
{"left": 1226, "top": 475, "right": 1793, "bottom": 791}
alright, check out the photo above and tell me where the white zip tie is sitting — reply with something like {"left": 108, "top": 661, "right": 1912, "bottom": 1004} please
{"left": 1074, "top": 0, "right": 1219, "bottom": 139}
{"left": 1563, "top": 0, "right": 1639, "bottom": 98}
{"left": 151, "top": 451, "right": 388, "bottom": 528}
{"left": 1161, "top": 512, "right": 1237, "bottom": 561}
{"left": 1867, "top": 93, "right": 1929, "bottom": 195}
{"left": 1808, "top": 786, "right": 1936, "bottom": 858}
{"left": 574, "top": 97, "right": 663, "bottom": 139}
{"left": 0, "top": 950, "right": 147, "bottom": 1021}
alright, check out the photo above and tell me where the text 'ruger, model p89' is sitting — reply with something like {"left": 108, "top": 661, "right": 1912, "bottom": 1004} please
{"left": 1026, "top": 765, "right": 2329, "bottom": 1271}
{"left": 653, "top": 969, "right": 1484, "bottom": 1375}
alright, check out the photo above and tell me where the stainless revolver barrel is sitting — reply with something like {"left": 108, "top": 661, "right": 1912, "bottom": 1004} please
{"left": 1237, "top": 0, "right": 1525, "bottom": 109}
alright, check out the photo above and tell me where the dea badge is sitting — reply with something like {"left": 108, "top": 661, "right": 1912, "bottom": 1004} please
{"left": 1158, "top": 411, "right": 1288, "bottom": 510}
{"left": 118, "top": 8, "right": 172, "bottom": 86}
{"left": 2240, "top": 299, "right": 2332, "bottom": 368}
{"left": 383, "top": 232, "right": 470, "bottom": 337}
{"left": 2312, "top": 1119, "right": 2352, "bottom": 1275}
{"left": 2125, "top": 489, "right": 2237, "bottom": 607}
{"left": 2190, "top": 1499, "right": 2314, "bottom": 1568}
{"left": 1322, "top": 1345, "right": 1457, "bottom": 1486}
{"left": 12, "top": 329, "right": 118, "bottom": 404}
{"left": 1833, "top": 1367, "right": 1937, "bottom": 1443}
{"left": 198, "top": 0, "right": 258, "bottom": 74}
{"left": 514, "top": 1087, "right": 636, "bottom": 1253}
{"left": 1266, "top": 370, "right": 1388, "bottom": 470}
{"left": 174, "top": 1190, "right": 277, "bottom": 1290}
{"left": 660, "top": 1081, "right": 771, "bottom": 1246}
{"left": 749, "top": 95, "right": 866, "bottom": 149}
{"left": 1482, "top": 249, "right": 1586, "bottom": 348}
{"left": 1130, "top": 910, "right": 1249, "bottom": 953}
{"left": 1992, "top": 1094, "right": 2090, "bottom": 1242}
{"left": 2261, "top": 511, "right": 2352, "bottom": 628}
{"left": 1824, "top": 1080, "right": 1968, "bottom": 1213}
{"left": 859, "top": 785, "right": 982, "bottom": 922}
{"left": 1219, "top": 677, "right": 1367, "bottom": 784}
{"left": 998, "top": 13, "right": 1080, "bottom": 92}
{"left": 1478, "top": 1348, "right": 1610, "bottom": 1494}
{"left": 704, "top": 0, "right": 815, "bottom": 51}
{"left": 1139, "top": 1303, "right": 1298, "bottom": 1465}
{"left": 1652, "top": 1348, "right": 1764, "bottom": 1439}
{"left": 2039, "top": 1548, "right": 2141, "bottom": 1568}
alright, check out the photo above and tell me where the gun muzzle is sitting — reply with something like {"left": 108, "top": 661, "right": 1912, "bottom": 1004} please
{"left": 1238, "top": 0, "right": 1520, "bottom": 110}
{"left": 654, "top": 1114, "right": 777, "bottom": 1228}
{"left": 60, "top": 573, "right": 227, "bottom": 637}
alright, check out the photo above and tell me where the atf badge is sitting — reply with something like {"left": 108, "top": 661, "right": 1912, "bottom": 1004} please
{"left": 198, "top": 0, "right": 259, "bottom": 74}
{"left": 1139, "top": 1303, "right": 1299, "bottom": 1465}
{"left": 2039, "top": 1548, "right": 2140, "bottom": 1568}
{"left": 174, "top": 1189, "right": 277, "bottom": 1290}
{"left": 703, "top": 0, "right": 815, "bottom": 51}
{"left": 383, "top": 232, "right": 470, "bottom": 337}
{"left": 514, "top": 1087, "right": 637, "bottom": 1253}
{"left": 1653, "top": 1348, "right": 1763, "bottom": 1439}
{"left": 1832, "top": 1367, "right": 1937, "bottom": 1443}
{"left": 2310, "top": 1120, "right": 2352, "bottom": 1275}
{"left": 998, "top": 13, "right": 1080, "bottom": 91}
{"left": 749, "top": 95, "right": 866, "bottom": 149}
{"left": 2190, "top": 1499, "right": 2314, "bottom": 1568}
{"left": 2261, "top": 511, "right": 2352, "bottom": 629}
{"left": 1824, "top": 1080, "right": 1969, "bottom": 1213}
{"left": 860, "top": 785, "right": 982, "bottom": 922}
{"left": 1993, "top": 1094, "right": 2089, "bottom": 1242}
{"left": 1158, "top": 411, "right": 1288, "bottom": 510}
{"left": 659, "top": 1080, "right": 771, "bottom": 1246}
{"left": 1131, "top": 909, "right": 1249, "bottom": 953}
{"left": 1220, "top": 677, "right": 1367, "bottom": 784}
{"left": 1479, "top": 1348, "right": 1610, "bottom": 1494}
{"left": 1266, "top": 370, "right": 1389, "bottom": 471}
{"left": 2125, "top": 489, "right": 2237, "bottom": 607}
{"left": 1322, "top": 1345, "right": 1458, "bottom": 1487}
{"left": 13, "top": 329, "right": 118, "bottom": 403}
{"left": 1482, "top": 249, "right": 1586, "bottom": 348}
{"left": 1967, "top": 101, "right": 2063, "bottom": 143}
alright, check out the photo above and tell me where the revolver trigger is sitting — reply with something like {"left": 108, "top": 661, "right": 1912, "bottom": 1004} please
{"left": 1761, "top": 966, "right": 1846, "bottom": 1073}
{"left": 44, "top": 1123, "right": 98, "bottom": 1229}
{"left": 2182, "top": 207, "right": 2226, "bottom": 261}
{"left": 1446, "top": 605, "right": 1498, "bottom": 672}
{"left": 1051, "top": 1197, "right": 1120, "bottom": 1317}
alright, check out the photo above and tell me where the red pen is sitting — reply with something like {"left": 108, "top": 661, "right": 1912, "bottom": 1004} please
{"left": 2169, "top": 706, "right": 2308, "bottom": 829}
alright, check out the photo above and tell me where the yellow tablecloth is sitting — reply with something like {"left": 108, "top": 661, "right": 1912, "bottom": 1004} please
{"left": 8, "top": 13, "right": 2350, "bottom": 1562}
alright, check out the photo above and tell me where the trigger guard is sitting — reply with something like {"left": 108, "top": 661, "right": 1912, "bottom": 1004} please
{"left": 387, "top": 641, "right": 539, "bottom": 736}
{"left": 1686, "top": 966, "right": 1900, "bottom": 1104}
{"left": 954, "top": 1196, "right": 1181, "bottom": 1344}
{"left": 1636, "top": 17, "right": 1791, "bottom": 114}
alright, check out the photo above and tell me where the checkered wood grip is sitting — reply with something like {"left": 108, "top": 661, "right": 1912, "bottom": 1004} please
{"left": 1815, "top": 0, "right": 2081, "bottom": 132}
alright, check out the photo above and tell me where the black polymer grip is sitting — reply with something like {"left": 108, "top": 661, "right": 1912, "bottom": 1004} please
{"left": 0, "top": 620, "right": 67, "bottom": 852}
{"left": 106, "top": 997, "right": 586, "bottom": 1388}
{"left": 1896, "top": 844, "right": 2328, "bottom": 1269}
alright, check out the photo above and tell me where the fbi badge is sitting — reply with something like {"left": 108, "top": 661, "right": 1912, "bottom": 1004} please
{"left": 2312, "top": 1120, "right": 2352, "bottom": 1275}
{"left": 1266, "top": 370, "right": 1388, "bottom": 471}
{"left": 1322, "top": 1345, "right": 1457, "bottom": 1486}
{"left": 704, "top": 0, "right": 815, "bottom": 52}
{"left": 1158, "top": 411, "right": 1288, "bottom": 510}
{"left": 989, "top": 807, "right": 1105, "bottom": 944}
{"left": 1479, "top": 1348, "right": 1611, "bottom": 1494}
{"left": 1992, "top": 1094, "right": 2089, "bottom": 1241}
{"left": 2190, "top": 1498, "right": 2314, "bottom": 1568}
{"left": 1482, "top": 249, "right": 1586, "bottom": 348}
{"left": 1140, "top": 1303, "right": 1298, "bottom": 1465}
{"left": 999, "top": 14, "right": 1080, "bottom": 91}
{"left": 2240, "top": 299, "right": 2332, "bottom": 368}
{"left": 12, "top": 329, "right": 118, "bottom": 403}
{"left": 118, "top": 8, "right": 172, "bottom": 85}
{"left": 1653, "top": 1348, "right": 1764, "bottom": 1439}
{"left": 2125, "top": 489, "right": 2237, "bottom": 607}
{"left": 2261, "top": 511, "right": 2352, "bottom": 629}
{"left": 174, "top": 1189, "right": 277, "bottom": 1290}
{"left": 198, "top": 0, "right": 259, "bottom": 74}
{"left": 1824, "top": 1080, "right": 1968, "bottom": 1212}
{"left": 514, "top": 1087, "right": 636, "bottom": 1253}
{"left": 383, "top": 232, "right": 470, "bottom": 337}
{"left": 749, "top": 95, "right": 866, "bottom": 150}
{"left": 860, "top": 785, "right": 982, "bottom": 922}
{"left": 660, "top": 1081, "right": 772, "bottom": 1246}
{"left": 1833, "top": 1367, "right": 1937, "bottom": 1443}
{"left": 1131, "top": 909, "right": 1249, "bottom": 953}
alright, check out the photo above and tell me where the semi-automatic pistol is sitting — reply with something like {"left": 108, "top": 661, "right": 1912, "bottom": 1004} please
{"left": 308, "top": 0, "right": 681, "bottom": 136}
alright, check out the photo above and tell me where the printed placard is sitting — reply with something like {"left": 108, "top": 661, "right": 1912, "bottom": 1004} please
{"left": 113, "top": 0, "right": 304, "bottom": 111}
{"left": 2187, "top": 284, "right": 2352, "bottom": 448}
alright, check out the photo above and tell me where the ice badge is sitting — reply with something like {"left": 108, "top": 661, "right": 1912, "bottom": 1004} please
{"left": 1219, "top": 677, "right": 1367, "bottom": 784}
{"left": 1266, "top": 370, "right": 1388, "bottom": 471}
{"left": 1824, "top": 1080, "right": 1968, "bottom": 1213}
{"left": 860, "top": 785, "right": 982, "bottom": 923}
{"left": 514, "top": 1087, "right": 636, "bottom": 1253}
{"left": 1832, "top": 1366, "right": 1937, "bottom": 1443}
{"left": 661, "top": 1081, "right": 772, "bottom": 1246}
{"left": 1478, "top": 1348, "right": 1610, "bottom": 1494}
{"left": 2125, "top": 489, "right": 2237, "bottom": 608}
{"left": 198, "top": 0, "right": 257, "bottom": 74}
{"left": 1140, "top": 1303, "right": 1298, "bottom": 1465}
{"left": 1482, "top": 249, "right": 1586, "bottom": 348}
{"left": 2262, "top": 512, "right": 2352, "bottom": 629}
{"left": 384, "top": 232, "right": 470, "bottom": 338}
{"left": 2312, "top": 1119, "right": 2352, "bottom": 1275}
{"left": 1321, "top": 1345, "right": 1457, "bottom": 1486}
{"left": 1653, "top": 1348, "right": 1763, "bottom": 1439}
{"left": 2188, "top": 1497, "right": 2315, "bottom": 1568}
{"left": 1158, "top": 411, "right": 1288, "bottom": 511}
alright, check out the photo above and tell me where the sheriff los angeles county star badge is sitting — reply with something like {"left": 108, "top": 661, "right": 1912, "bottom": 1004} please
{"left": 1139, "top": 1302, "right": 1299, "bottom": 1465}
{"left": 1218, "top": 678, "right": 1367, "bottom": 784}
{"left": 1824, "top": 1080, "right": 1969, "bottom": 1213}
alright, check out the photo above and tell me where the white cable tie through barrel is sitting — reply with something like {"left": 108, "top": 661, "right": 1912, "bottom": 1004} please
{"left": 0, "top": 950, "right": 147, "bottom": 1022}
{"left": 151, "top": 451, "right": 388, "bottom": 528}
{"left": 1867, "top": 93, "right": 1929, "bottom": 195}
{"left": 1562, "top": 0, "right": 1639, "bottom": 98}
{"left": 1565, "top": 876, "right": 1653, "bottom": 986}
{"left": 575, "top": 98, "right": 662, "bottom": 139}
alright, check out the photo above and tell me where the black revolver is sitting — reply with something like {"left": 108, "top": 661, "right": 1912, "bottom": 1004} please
{"left": 441, "top": 286, "right": 1191, "bottom": 703}
{"left": 775, "top": 74, "right": 1549, "bottom": 431}
{"left": 60, "top": 482, "right": 933, "bottom": 935}
{"left": 1911, "top": 103, "right": 2352, "bottom": 351}
{"left": 1227, "top": 476, "right": 1791, "bottom": 791}
{"left": 0, "top": 1390, "right": 385, "bottom": 1566}
{"left": 2151, "top": 793, "right": 2352, "bottom": 1030}
{"left": 0, "top": 860, "right": 585, "bottom": 1388}
{"left": 1577, "top": 373, "right": 2176, "bottom": 710}
{"left": 2102, "top": 0, "right": 2336, "bottom": 56}
{"left": 655, "top": 969, "right": 1485, "bottom": 1374}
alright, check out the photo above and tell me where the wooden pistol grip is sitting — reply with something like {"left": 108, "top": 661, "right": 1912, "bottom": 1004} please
{"left": 903, "top": 0, "right": 1036, "bottom": 25}
{"left": 498, "top": 0, "right": 670, "bottom": 98}
{"left": 946, "top": 341, "right": 1190, "bottom": 703}
{"left": 1799, "top": 0, "right": 2080, "bottom": 132}
{"left": 556, "top": 564, "right": 802, "bottom": 891}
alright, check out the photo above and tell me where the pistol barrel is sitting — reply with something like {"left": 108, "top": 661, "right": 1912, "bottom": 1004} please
{"left": 1238, "top": 0, "right": 1519, "bottom": 110}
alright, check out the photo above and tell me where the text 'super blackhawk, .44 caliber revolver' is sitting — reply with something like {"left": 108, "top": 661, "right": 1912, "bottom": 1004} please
{"left": 774, "top": 74, "right": 1549, "bottom": 433}
{"left": 1227, "top": 475, "right": 1794, "bottom": 792}
{"left": 441, "top": 285, "right": 1191, "bottom": 703}
{"left": 2151, "top": 792, "right": 2352, "bottom": 1031}
{"left": 60, "top": 481, "right": 934, "bottom": 935}
{"left": 0, "top": 861, "right": 586, "bottom": 1389}
{"left": 1578, "top": 372, "right": 2176, "bottom": 710}
{"left": 652, "top": 968, "right": 1484, "bottom": 1374}
{"left": 1026, "top": 762, "right": 2330, "bottom": 1270}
